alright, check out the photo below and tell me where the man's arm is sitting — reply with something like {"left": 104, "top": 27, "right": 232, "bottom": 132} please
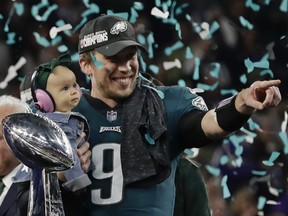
{"left": 202, "top": 79, "right": 282, "bottom": 139}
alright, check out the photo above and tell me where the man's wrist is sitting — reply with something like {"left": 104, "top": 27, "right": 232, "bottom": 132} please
{"left": 215, "top": 95, "right": 252, "bottom": 132}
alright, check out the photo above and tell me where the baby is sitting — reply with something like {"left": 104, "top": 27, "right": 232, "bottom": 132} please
{"left": 31, "top": 52, "right": 91, "bottom": 192}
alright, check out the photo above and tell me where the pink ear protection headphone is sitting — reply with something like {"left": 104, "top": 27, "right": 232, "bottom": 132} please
{"left": 31, "top": 70, "right": 82, "bottom": 113}
{"left": 31, "top": 70, "right": 56, "bottom": 113}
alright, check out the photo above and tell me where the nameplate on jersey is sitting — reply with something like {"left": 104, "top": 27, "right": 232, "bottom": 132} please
{"left": 107, "top": 110, "right": 117, "bottom": 122}
{"left": 99, "top": 126, "right": 121, "bottom": 133}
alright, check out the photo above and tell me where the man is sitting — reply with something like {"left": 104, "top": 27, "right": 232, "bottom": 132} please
{"left": 0, "top": 95, "right": 92, "bottom": 216}
{"left": 75, "top": 14, "right": 281, "bottom": 216}
{"left": 0, "top": 95, "right": 30, "bottom": 216}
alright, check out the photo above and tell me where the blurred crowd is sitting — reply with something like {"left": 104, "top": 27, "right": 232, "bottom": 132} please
{"left": 0, "top": 0, "right": 287, "bottom": 215}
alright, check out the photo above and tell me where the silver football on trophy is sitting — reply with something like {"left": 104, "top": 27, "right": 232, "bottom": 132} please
{"left": 2, "top": 112, "right": 74, "bottom": 171}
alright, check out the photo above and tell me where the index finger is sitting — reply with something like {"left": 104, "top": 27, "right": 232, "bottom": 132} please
{"left": 254, "top": 79, "right": 281, "bottom": 89}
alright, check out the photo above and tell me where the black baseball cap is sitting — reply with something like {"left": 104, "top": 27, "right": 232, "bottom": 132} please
{"left": 78, "top": 14, "right": 147, "bottom": 56}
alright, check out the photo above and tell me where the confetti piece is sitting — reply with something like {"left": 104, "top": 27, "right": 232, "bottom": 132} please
{"left": 0, "top": 57, "right": 26, "bottom": 89}
{"left": 185, "top": 47, "right": 193, "bottom": 59}
{"left": 31, "top": 1, "right": 58, "bottom": 22}
{"left": 129, "top": 8, "right": 139, "bottom": 24}
{"left": 14, "top": 2, "right": 24, "bottom": 16}
{"left": 90, "top": 52, "right": 103, "bottom": 69}
{"left": 57, "top": 45, "right": 68, "bottom": 52}
{"left": 205, "top": 165, "right": 221, "bottom": 176}
{"left": 257, "top": 196, "right": 266, "bottom": 210}
{"left": 210, "top": 63, "right": 220, "bottom": 78}
{"left": 280, "top": 0, "right": 288, "bottom": 12}
{"left": 192, "top": 57, "right": 200, "bottom": 80}
{"left": 178, "top": 79, "right": 186, "bottom": 87}
{"left": 184, "top": 148, "right": 195, "bottom": 156}
{"left": 145, "top": 133, "right": 155, "bottom": 145}
{"left": 260, "top": 69, "right": 274, "bottom": 78}
{"left": 251, "top": 170, "right": 267, "bottom": 176}
{"left": 196, "top": 82, "right": 219, "bottom": 91}
{"left": 245, "top": 0, "right": 261, "bottom": 11}
{"left": 164, "top": 41, "right": 184, "bottom": 56}
{"left": 148, "top": 64, "right": 159, "bottom": 74}
{"left": 133, "top": 2, "right": 144, "bottom": 10}
{"left": 262, "top": 151, "right": 280, "bottom": 166}
{"left": 49, "top": 23, "right": 72, "bottom": 39}
{"left": 239, "top": 16, "right": 254, "bottom": 30}
{"left": 143, "top": 84, "right": 165, "bottom": 99}
{"left": 221, "top": 175, "right": 231, "bottom": 199}
{"left": 163, "top": 58, "right": 181, "bottom": 70}
{"left": 151, "top": 7, "right": 169, "bottom": 19}
{"left": 244, "top": 57, "right": 269, "bottom": 73}
{"left": 6, "top": 32, "right": 16, "bottom": 44}
{"left": 4, "top": 3, "right": 15, "bottom": 32}
{"left": 33, "top": 32, "right": 50, "bottom": 47}
{"left": 81, "top": 4, "right": 100, "bottom": 17}
{"left": 220, "top": 155, "right": 229, "bottom": 165}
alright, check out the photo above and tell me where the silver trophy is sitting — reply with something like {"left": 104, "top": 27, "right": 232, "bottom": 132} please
{"left": 2, "top": 112, "right": 74, "bottom": 216}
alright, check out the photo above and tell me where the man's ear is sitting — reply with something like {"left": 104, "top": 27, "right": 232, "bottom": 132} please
{"left": 79, "top": 58, "right": 92, "bottom": 76}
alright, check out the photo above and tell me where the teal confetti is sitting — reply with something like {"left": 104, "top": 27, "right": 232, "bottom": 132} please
{"left": 164, "top": 41, "right": 184, "bottom": 56}
{"left": 6, "top": 32, "right": 16, "bottom": 45}
{"left": 220, "top": 155, "right": 229, "bottom": 165}
{"left": 239, "top": 16, "right": 254, "bottom": 30}
{"left": 244, "top": 58, "right": 254, "bottom": 72}
{"left": 107, "top": 11, "right": 129, "bottom": 20}
{"left": 280, "top": 0, "right": 288, "bottom": 12}
{"left": 210, "top": 62, "right": 220, "bottom": 78}
{"left": 4, "top": 3, "right": 15, "bottom": 32}
{"left": 82, "top": 0, "right": 90, "bottom": 8}
{"left": 205, "top": 165, "right": 220, "bottom": 176}
{"left": 279, "top": 131, "right": 288, "bottom": 154}
{"left": 33, "top": 32, "right": 50, "bottom": 47}
{"left": 0, "top": 14, "right": 3, "bottom": 19}
{"left": 81, "top": 3, "right": 100, "bottom": 17}
{"left": 196, "top": 82, "right": 219, "bottom": 91}
{"left": 175, "top": 3, "right": 189, "bottom": 15}
{"left": 192, "top": 57, "right": 200, "bottom": 80}
{"left": 240, "top": 74, "right": 247, "bottom": 84}
{"left": 257, "top": 196, "right": 266, "bottom": 210}
{"left": 148, "top": 64, "right": 159, "bottom": 74}
{"left": 57, "top": 45, "right": 68, "bottom": 52}
{"left": 264, "top": 0, "right": 271, "bottom": 5}
{"left": 137, "top": 34, "right": 146, "bottom": 45}
{"left": 178, "top": 79, "right": 186, "bottom": 87}
{"left": 220, "top": 89, "right": 238, "bottom": 96}
{"left": 221, "top": 175, "right": 231, "bottom": 199}
{"left": 251, "top": 170, "right": 267, "bottom": 176}
{"left": 73, "top": 17, "right": 88, "bottom": 33}
{"left": 31, "top": 1, "right": 58, "bottom": 22}
{"left": 244, "top": 56, "right": 269, "bottom": 73}
{"left": 204, "top": 21, "right": 220, "bottom": 40}
{"left": 143, "top": 84, "right": 165, "bottom": 99}
{"left": 133, "top": 2, "right": 144, "bottom": 10}
{"left": 145, "top": 133, "right": 155, "bottom": 145}
{"left": 14, "top": 2, "right": 24, "bottom": 16}
{"left": 260, "top": 69, "right": 274, "bottom": 78}
{"left": 129, "top": 8, "right": 139, "bottom": 24}
{"left": 147, "top": 32, "right": 155, "bottom": 59}
{"left": 185, "top": 47, "right": 193, "bottom": 59}
{"left": 262, "top": 151, "right": 280, "bottom": 166}
{"left": 50, "top": 36, "right": 61, "bottom": 45}
{"left": 90, "top": 52, "right": 103, "bottom": 69}
{"left": 184, "top": 148, "right": 194, "bottom": 156}
{"left": 245, "top": 0, "right": 261, "bottom": 11}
